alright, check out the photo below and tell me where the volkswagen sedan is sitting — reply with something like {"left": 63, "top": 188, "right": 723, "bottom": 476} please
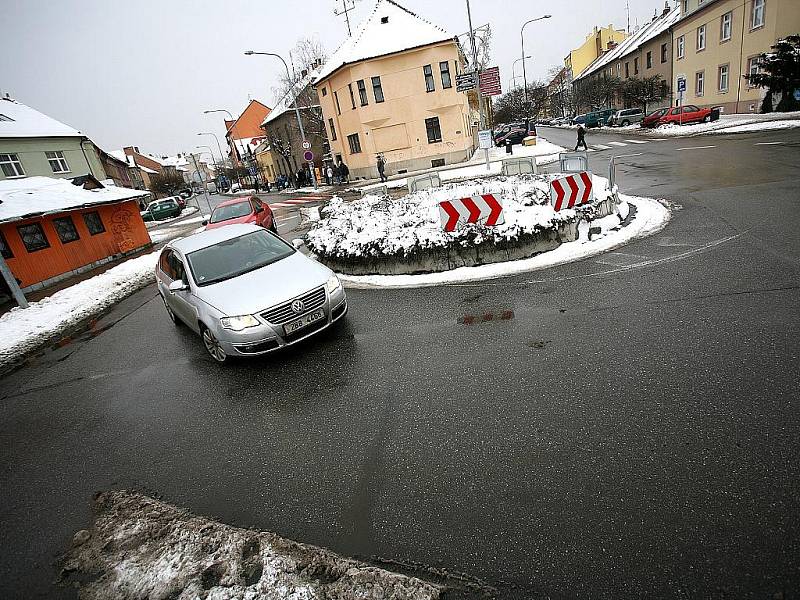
{"left": 155, "top": 224, "right": 347, "bottom": 363}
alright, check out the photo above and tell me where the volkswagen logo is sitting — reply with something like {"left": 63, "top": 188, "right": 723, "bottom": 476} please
{"left": 291, "top": 299, "right": 305, "bottom": 314}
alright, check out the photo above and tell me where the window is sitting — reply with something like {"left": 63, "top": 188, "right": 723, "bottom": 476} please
{"left": 719, "top": 64, "right": 729, "bottom": 92}
{"left": 431, "top": 158, "right": 445, "bottom": 168}
{"left": 682, "top": 0, "right": 688, "bottom": 12}
{"left": 747, "top": 56, "right": 761, "bottom": 85}
{"left": 695, "top": 70, "right": 705, "bottom": 96}
{"left": 721, "top": 12, "right": 732, "bottom": 41}
{"left": 328, "top": 117, "right": 337, "bottom": 141}
{"left": 677, "top": 35, "right": 685, "bottom": 59}
{"left": 423, "top": 64, "right": 435, "bottom": 92}
{"left": 661, "top": 43, "right": 668, "bottom": 63}
{"left": 334, "top": 91, "right": 341, "bottom": 115}
{"left": 440, "top": 61, "right": 452, "bottom": 89}
{"left": 646, "top": 52, "right": 652, "bottom": 69}
{"left": 83, "top": 211, "right": 105, "bottom": 235}
{"left": 53, "top": 216, "right": 80, "bottom": 243}
{"left": 0, "top": 153, "right": 25, "bottom": 178}
{"left": 625, "top": 62, "right": 630, "bottom": 78}
{"left": 45, "top": 150, "right": 70, "bottom": 173}
{"left": 634, "top": 57, "right": 640, "bottom": 75}
{"left": 348, "top": 83, "right": 356, "bottom": 109}
{"left": 0, "top": 231, "right": 12, "bottom": 259}
{"left": 321, "top": 87, "right": 327, "bottom": 97}
{"left": 752, "top": 0, "right": 765, "bottom": 28}
{"left": 697, "top": 25, "right": 706, "bottom": 51}
{"left": 357, "top": 80, "right": 368, "bottom": 106}
{"left": 347, "top": 133, "right": 361, "bottom": 154}
{"left": 425, "top": 117, "right": 442, "bottom": 143}
{"left": 17, "top": 223, "right": 49, "bottom": 253}
{"left": 371, "top": 76, "right": 384, "bottom": 103}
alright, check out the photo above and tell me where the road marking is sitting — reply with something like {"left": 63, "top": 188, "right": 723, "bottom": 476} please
{"left": 614, "top": 153, "right": 643, "bottom": 158}
{"left": 608, "top": 141, "right": 628, "bottom": 147}
{"left": 592, "top": 144, "right": 612, "bottom": 150}
{"left": 649, "top": 138, "right": 668, "bottom": 141}
{"left": 677, "top": 145, "right": 716, "bottom": 151}
{"left": 754, "top": 141, "right": 783, "bottom": 145}
{"left": 624, "top": 139, "right": 648, "bottom": 144}
{"left": 586, "top": 148, "right": 596, "bottom": 152}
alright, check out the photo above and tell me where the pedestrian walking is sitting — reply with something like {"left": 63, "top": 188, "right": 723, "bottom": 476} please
{"left": 575, "top": 124, "right": 588, "bottom": 151}
{"left": 376, "top": 154, "right": 387, "bottom": 183}
{"left": 326, "top": 165, "right": 333, "bottom": 185}
{"left": 254, "top": 179, "right": 260, "bottom": 193}
{"left": 339, "top": 161, "right": 349, "bottom": 184}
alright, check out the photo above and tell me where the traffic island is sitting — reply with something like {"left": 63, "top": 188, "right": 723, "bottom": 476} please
{"left": 307, "top": 175, "right": 623, "bottom": 277}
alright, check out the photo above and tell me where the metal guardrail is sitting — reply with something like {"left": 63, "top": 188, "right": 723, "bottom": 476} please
{"left": 407, "top": 173, "right": 442, "bottom": 193}
{"left": 559, "top": 151, "right": 589, "bottom": 173}
{"left": 501, "top": 157, "right": 538, "bottom": 176}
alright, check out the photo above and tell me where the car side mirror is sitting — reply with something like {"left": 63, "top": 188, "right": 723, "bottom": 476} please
{"left": 291, "top": 238, "right": 304, "bottom": 249}
{"left": 169, "top": 280, "right": 188, "bottom": 293}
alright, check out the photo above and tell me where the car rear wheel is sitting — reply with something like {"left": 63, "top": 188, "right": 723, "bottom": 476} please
{"left": 162, "top": 295, "right": 180, "bottom": 326}
{"left": 621, "top": 120, "right": 630, "bottom": 127}
{"left": 703, "top": 115, "right": 711, "bottom": 123}
{"left": 201, "top": 325, "right": 227, "bottom": 363}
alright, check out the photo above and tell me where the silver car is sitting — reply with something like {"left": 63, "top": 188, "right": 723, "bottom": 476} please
{"left": 155, "top": 224, "right": 347, "bottom": 363}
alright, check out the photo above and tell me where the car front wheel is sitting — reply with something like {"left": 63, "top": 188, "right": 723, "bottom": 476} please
{"left": 201, "top": 325, "right": 227, "bottom": 363}
{"left": 621, "top": 120, "right": 630, "bottom": 127}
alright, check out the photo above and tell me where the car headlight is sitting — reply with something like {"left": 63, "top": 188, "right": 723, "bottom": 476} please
{"left": 325, "top": 274, "right": 342, "bottom": 295}
{"left": 220, "top": 314, "right": 260, "bottom": 331}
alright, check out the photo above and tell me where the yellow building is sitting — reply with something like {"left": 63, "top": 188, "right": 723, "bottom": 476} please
{"left": 254, "top": 141, "right": 279, "bottom": 184}
{"left": 672, "top": 0, "right": 800, "bottom": 114}
{"left": 566, "top": 24, "right": 628, "bottom": 79}
{"left": 314, "top": 0, "right": 475, "bottom": 180}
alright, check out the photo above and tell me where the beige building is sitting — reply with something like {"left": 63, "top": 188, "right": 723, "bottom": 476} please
{"left": 566, "top": 24, "right": 628, "bottom": 79}
{"left": 673, "top": 0, "right": 800, "bottom": 113}
{"left": 314, "top": 0, "right": 475, "bottom": 180}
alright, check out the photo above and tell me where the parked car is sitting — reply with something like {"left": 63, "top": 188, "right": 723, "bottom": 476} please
{"left": 584, "top": 108, "right": 615, "bottom": 128}
{"left": 492, "top": 123, "right": 511, "bottom": 145}
{"left": 206, "top": 181, "right": 218, "bottom": 194}
{"left": 552, "top": 117, "right": 571, "bottom": 126}
{"left": 141, "top": 198, "right": 182, "bottom": 222}
{"left": 572, "top": 114, "right": 587, "bottom": 125}
{"left": 203, "top": 196, "right": 276, "bottom": 233}
{"left": 495, "top": 122, "right": 528, "bottom": 146}
{"left": 641, "top": 107, "right": 670, "bottom": 128}
{"left": 608, "top": 108, "right": 645, "bottom": 127}
{"left": 658, "top": 104, "right": 718, "bottom": 126}
{"left": 156, "top": 224, "right": 347, "bottom": 363}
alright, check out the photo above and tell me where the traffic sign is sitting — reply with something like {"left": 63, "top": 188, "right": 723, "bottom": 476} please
{"left": 248, "top": 166, "right": 257, "bottom": 176}
{"left": 456, "top": 72, "right": 477, "bottom": 93}
{"left": 439, "top": 194, "right": 504, "bottom": 232}
{"left": 478, "top": 129, "right": 493, "bottom": 150}
{"left": 303, "top": 150, "right": 314, "bottom": 162}
{"left": 302, "top": 141, "right": 311, "bottom": 150}
{"left": 549, "top": 172, "right": 594, "bottom": 211}
{"left": 794, "top": 89, "right": 800, "bottom": 101}
{"left": 479, "top": 67, "right": 502, "bottom": 97}
{"left": 677, "top": 77, "right": 686, "bottom": 93}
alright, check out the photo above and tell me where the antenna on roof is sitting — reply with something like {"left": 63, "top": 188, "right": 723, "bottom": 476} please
{"left": 626, "top": 0, "right": 630, "bottom": 33}
{"left": 333, "top": 0, "right": 359, "bottom": 37}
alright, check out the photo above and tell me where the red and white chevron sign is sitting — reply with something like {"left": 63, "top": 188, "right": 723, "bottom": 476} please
{"left": 550, "top": 172, "right": 594, "bottom": 211}
{"left": 439, "top": 194, "right": 504, "bottom": 232}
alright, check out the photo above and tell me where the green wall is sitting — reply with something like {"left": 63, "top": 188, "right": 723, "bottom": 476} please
{"left": 0, "top": 136, "right": 106, "bottom": 181}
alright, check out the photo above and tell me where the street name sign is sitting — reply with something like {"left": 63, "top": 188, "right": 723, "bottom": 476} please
{"left": 439, "top": 194, "right": 504, "bottom": 232}
{"left": 456, "top": 72, "right": 477, "bottom": 92}
{"left": 479, "top": 67, "right": 502, "bottom": 97}
{"left": 549, "top": 172, "right": 594, "bottom": 211}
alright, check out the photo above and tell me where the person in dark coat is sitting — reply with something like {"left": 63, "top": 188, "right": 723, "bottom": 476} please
{"left": 339, "top": 161, "right": 349, "bottom": 183}
{"left": 575, "top": 124, "right": 588, "bottom": 151}
{"left": 376, "top": 154, "right": 387, "bottom": 183}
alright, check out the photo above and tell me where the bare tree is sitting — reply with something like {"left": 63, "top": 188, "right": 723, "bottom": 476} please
{"left": 457, "top": 24, "right": 492, "bottom": 71}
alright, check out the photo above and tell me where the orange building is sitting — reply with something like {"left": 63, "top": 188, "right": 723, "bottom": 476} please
{"left": 0, "top": 177, "right": 152, "bottom": 292}
{"left": 225, "top": 100, "right": 271, "bottom": 161}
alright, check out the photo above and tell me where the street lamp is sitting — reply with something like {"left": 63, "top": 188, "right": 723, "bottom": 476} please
{"left": 511, "top": 55, "right": 531, "bottom": 90}
{"left": 244, "top": 50, "right": 317, "bottom": 189}
{"left": 198, "top": 132, "right": 236, "bottom": 189}
{"left": 203, "top": 108, "right": 244, "bottom": 184}
{"left": 521, "top": 15, "right": 551, "bottom": 110}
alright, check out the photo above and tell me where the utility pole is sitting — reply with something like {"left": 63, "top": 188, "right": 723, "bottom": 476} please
{"left": 333, "top": 0, "right": 356, "bottom": 36}
{"left": 465, "top": 0, "right": 489, "bottom": 171}
{"left": 626, "top": 1, "right": 631, "bottom": 33}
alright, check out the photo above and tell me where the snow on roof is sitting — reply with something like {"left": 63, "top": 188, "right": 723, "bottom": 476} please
{"left": 0, "top": 176, "right": 149, "bottom": 224}
{"left": 315, "top": 0, "right": 454, "bottom": 83}
{"left": 139, "top": 165, "right": 159, "bottom": 174}
{"left": 575, "top": 5, "right": 681, "bottom": 81}
{"left": 232, "top": 136, "right": 266, "bottom": 156}
{"left": 0, "top": 97, "right": 84, "bottom": 138}
{"left": 108, "top": 150, "right": 135, "bottom": 167}
{"left": 262, "top": 72, "right": 319, "bottom": 126}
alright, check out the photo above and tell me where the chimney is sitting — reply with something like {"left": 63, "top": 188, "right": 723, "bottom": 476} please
{"left": 607, "top": 40, "right": 618, "bottom": 50}
{"left": 663, "top": 1, "right": 671, "bottom": 16}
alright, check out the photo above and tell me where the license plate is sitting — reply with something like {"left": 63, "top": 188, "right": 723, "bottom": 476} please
{"left": 283, "top": 308, "right": 325, "bottom": 335}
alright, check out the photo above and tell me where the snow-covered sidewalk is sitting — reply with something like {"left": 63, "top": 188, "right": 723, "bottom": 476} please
{"left": 336, "top": 195, "right": 670, "bottom": 288}
{"left": 0, "top": 251, "right": 159, "bottom": 368}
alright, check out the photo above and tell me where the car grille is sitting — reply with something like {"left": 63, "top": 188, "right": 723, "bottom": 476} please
{"left": 261, "top": 286, "right": 326, "bottom": 324}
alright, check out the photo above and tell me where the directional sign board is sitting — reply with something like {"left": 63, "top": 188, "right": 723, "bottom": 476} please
{"left": 439, "top": 194, "right": 504, "bottom": 232}
{"left": 479, "top": 67, "right": 502, "bottom": 97}
{"left": 549, "top": 172, "right": 594, "bottom": 211}
{"left": 456, "top": 72, "right": 477, "bottom": 93}
{"left": 303, "top": 150, "right": 314, "bottom": 162}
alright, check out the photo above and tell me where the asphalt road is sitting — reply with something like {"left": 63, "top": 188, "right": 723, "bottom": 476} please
{"left": 2, "top": 127, "right": 799, "bottom": 599}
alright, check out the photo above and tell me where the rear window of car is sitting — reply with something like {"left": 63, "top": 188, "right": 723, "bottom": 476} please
{"left": 210, "top": 201, "right": 252, "bottom": 223}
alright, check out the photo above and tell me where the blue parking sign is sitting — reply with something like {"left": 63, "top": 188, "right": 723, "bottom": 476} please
{"left": 794, "top": 89, "right": 800, "bottom": 101}
{"left": 677, "top": 78, "right": 686, "bottom": 93}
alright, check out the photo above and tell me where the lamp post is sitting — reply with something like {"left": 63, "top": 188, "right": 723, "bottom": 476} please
{"left": 244, "top": 50, "right": 317, "bottom": 189}
{"left": 198, "top": 131, "right": 238, "bottom": 190}
{"left": 521, "top": 15, "right": 551, "bottom": 111}
{"left": 511, "top": 55, "right": 531, "bottom": 90}
{"left": 465, "top": 0, "right": 490, "bottom": 171}
{"left": 203, "top": 109, "right": 244, "bottom": 187}
{"left": 194, "top": 147, "right": 218, "bottom": 190}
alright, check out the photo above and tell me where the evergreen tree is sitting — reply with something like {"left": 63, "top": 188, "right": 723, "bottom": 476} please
{"left": 745, "top": 35, "right": 800, "bottom": 112}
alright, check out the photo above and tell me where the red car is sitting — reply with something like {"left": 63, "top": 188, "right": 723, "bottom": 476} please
{"left": 658, "top": 105, "right": 715, "bottom": 126}
{"left": 204, "top": 196, "right": 276, "bottom": 232}
{"left": 641, "top": 107, "right": 669, "bottom": 128}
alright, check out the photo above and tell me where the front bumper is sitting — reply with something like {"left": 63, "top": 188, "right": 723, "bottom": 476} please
{"left": 215, "top": 287, "right": 347, "bottom": 357}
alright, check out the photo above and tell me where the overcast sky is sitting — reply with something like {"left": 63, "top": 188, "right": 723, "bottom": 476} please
{"left": 1, "top": 0, "right": 669, "bottom": 158}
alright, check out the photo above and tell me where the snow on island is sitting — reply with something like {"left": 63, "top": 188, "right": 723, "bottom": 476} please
{"left": 307, "top": 175, "right": 620, "bottom": 275}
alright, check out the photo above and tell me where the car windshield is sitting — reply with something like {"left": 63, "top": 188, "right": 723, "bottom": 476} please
{"left": 210, "top": 201, "right": 252, "bottom": 223}
{"left": 187, "top": 230, "right": 294, "bottom": 286}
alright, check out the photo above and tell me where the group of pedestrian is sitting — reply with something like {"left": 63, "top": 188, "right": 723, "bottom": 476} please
{"left": 324, "top": 161, "right": 350, "bottom": 186}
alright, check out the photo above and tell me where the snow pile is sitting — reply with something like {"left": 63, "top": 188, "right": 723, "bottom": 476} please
{"left": 340, "top": 195, "right": 670, "bottom": 288}
{"left": 0, "top": 251, "right": 159, "bottom": 368}
{"left": 308, "top": 175, "right": 611, "bottom": 260}
{"left": 59, "top": 491, "right": 442, "bottom": 600}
